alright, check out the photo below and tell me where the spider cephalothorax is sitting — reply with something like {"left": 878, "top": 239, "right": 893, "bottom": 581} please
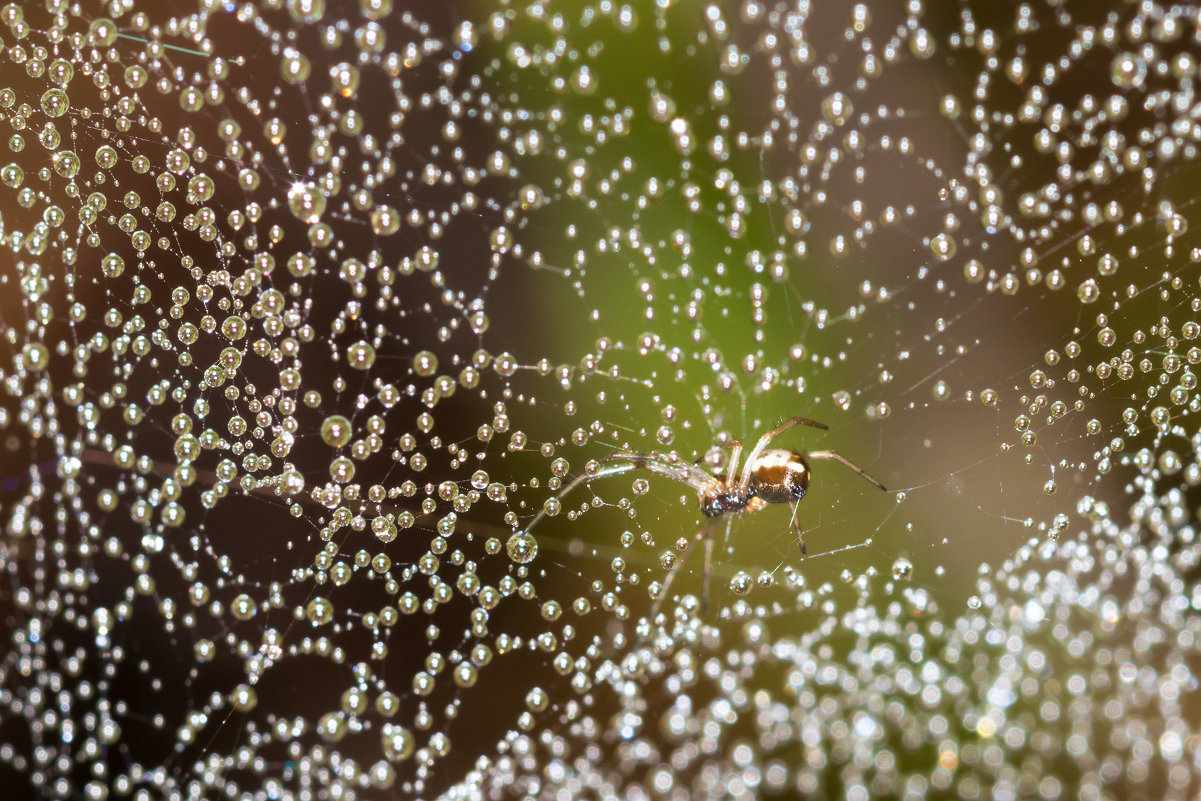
{"left": 517, "top": 416, "right": 886, "bottom": 615}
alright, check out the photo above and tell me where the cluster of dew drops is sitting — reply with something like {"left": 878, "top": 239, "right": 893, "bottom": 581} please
{"left": 1, "top": 0, "right": 1201, "bottom": 799}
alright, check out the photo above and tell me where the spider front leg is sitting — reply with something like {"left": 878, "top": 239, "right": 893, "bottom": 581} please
{"left": 522, "top": 451, "right": 723, "bottom": 536}
{"left": 737, "top": 416, "right": 828, "bottom": 491}
{"left": 724, "top": 440, "right": 743, "bottom": 484}
{"left": 699, "top": 439, "right": 742, "bottom": 481}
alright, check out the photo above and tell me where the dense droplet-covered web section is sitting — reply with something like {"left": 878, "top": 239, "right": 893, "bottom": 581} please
{"left": 0, "top": 0, "right": 1200, "bottom": 798}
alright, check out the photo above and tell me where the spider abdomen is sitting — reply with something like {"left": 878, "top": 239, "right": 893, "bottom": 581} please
{"left": 746, "top": 449, "right": 810, "bottom": 504}
{"left": 697, "top": 450, "right": 812, "bottom": 516}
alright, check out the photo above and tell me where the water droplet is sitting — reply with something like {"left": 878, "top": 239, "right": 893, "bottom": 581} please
{"left": 506, "top": 532, "right": 538, "bottom": 565}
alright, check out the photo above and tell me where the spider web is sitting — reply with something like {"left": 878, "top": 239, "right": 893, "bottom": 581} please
{"left": 0, "top": 1, "right": 1197, "bottom": 800}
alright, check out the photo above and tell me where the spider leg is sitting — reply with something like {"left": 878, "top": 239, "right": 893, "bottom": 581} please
{"left": 520, "top": 457, "right": 639, "bottom": 535}
{"left": 789, "top": 499, "right": 806, "bottom": 555}
{"left": 523, "top": 451, "right": 722, "bottom": 536}
{"left": 635, "top": 454, "right": 723, "bottom": 498}
{"left": 649, "top": 517, "right": 722, "bottom": 619}
{"left": 701, "top": 530, "right": 716, "bottom": 613}
{"left": 697, "top": 440, "right": 743, "bottom": 484}
{"left": 806, "top": 450, "right": 888, "bottom": 492}
{"left": 725, "top": 440, "right": 743, "bottom": 486}
{"left": 649, "top": 526, "right": 704, "bottom": 619}
{"left": 737, "top": 416, "right": 829, "bottom": 491}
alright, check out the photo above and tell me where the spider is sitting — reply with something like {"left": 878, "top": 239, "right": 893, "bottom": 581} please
{"left": 521, "top": 416, "right": 887, "bottom": 615}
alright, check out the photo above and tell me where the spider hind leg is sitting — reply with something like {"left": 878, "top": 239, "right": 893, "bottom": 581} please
{"left": 805, "top": 450, "right": 887, "bottom": 492}
{"left": 789, "top": 499, "right": 806, "bottom": 555}
{"left": 650, "top": 517, "right": 724, "bottom": 619}
{"left": 701, "top": 533, "right": 715, "bottom": 613}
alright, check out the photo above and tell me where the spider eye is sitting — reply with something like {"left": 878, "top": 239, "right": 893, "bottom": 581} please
{"left": 790, "top": 483, "right": 806, "bottom": 500}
